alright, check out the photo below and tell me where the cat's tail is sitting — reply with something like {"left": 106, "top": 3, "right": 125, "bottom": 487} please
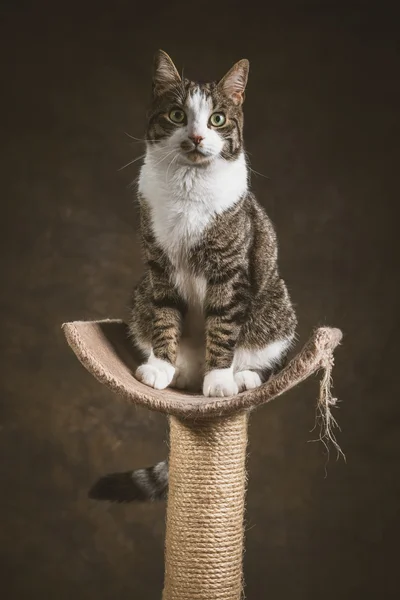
{"left": 88, "top": 460, "right": 169, "bottom": 503}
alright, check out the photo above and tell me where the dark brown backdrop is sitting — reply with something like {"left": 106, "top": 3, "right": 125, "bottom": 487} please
{"left": 1, "top": 1, "right": 399, "bottom": 598}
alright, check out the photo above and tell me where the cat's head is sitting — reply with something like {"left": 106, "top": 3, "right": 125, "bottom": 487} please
{"left": 146, "top": 50, "right": 249, "bottom": 166}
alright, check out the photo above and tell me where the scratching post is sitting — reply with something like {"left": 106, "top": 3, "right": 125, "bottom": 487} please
{"left": 165, "top": 414, "right": 247, "bottom": 600}
{"left": 62, "top": 320, "right": 342, "bottom": 598}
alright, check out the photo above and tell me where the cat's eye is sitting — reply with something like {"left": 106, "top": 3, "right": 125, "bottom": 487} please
{"left": 209, "top": 112, "right": 226, "bottom": 127}
{"left": 169, "top": 108, "right": 186, "bottom": 124}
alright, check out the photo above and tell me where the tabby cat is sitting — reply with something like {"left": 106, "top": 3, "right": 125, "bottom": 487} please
{"left": 89, "top": 50, "right": 297, "bottom": 503}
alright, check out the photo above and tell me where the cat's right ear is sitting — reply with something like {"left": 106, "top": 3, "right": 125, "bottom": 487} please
{"left": 153, "top": 50, "right": 181, "bottom": 96}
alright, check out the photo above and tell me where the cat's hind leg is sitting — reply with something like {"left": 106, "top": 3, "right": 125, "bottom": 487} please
{"left": 233, "top": 337, "right": 294, "bottom": 392}
{"left": 234, "top": 369, "right": 264, "bottom": 392}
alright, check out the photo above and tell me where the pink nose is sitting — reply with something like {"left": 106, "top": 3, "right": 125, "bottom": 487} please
{"left": 189, "top": 135, "right": 204, "bottom": 146}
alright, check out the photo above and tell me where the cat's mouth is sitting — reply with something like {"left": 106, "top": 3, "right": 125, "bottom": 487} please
{"left": 183, "top": 148, "right": 213, "bottom": 165}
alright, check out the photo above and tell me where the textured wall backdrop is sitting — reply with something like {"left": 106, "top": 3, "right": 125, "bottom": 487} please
{"left": 0, "top": 1, "right": 399, "bottom": 598}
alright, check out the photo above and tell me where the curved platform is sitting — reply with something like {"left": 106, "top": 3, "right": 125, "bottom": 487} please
{"left": 62, "top": 319, "right": 342, "bottom": 418}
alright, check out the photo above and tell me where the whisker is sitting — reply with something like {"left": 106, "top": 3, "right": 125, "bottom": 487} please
{"left": 244, "top": 149, "right": 270, "bottom": 179}
{"left": 153, "top": 148, "right": 179, "bottom": 168}
{"left": 124, "top": 132, "right": 145, "bottom": 142}
{"left": 127, "top": 139, "right": 149, "bottom": 144}
{"left": 124, "top": 132, "right": 162, "bottom": 144}
{"left": 127, "top": 174, "right": 140, "bottom": 190}
{"left": 249, "top": 167, "right": 270, "bottom": 179}
{"left": 166, "top": 152, "right": 180, "bottom": 182}
{"left": 118, "top": 153, "right": 146, "bottom": 171}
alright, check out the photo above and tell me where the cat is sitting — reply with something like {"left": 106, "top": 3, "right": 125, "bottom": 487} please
{"left": 89, "top": 50, "right": 297, "bottom": 503}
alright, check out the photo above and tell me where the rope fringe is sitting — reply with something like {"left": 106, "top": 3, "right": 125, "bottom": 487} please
{"left": 311, "top": 352, "right": 346, "bottom": 467}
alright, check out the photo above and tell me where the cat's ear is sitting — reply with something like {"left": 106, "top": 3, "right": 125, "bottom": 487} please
{"left": 153, "top": 50, "right": 181, "bottom": 96}
{"left": 218, "top": 59, "right": 249, "bottom": 105}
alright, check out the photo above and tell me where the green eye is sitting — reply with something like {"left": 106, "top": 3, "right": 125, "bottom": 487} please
{"left": 169, "top": 108, "right": 186, "bottom": 124}
{"left": 209, "top": 112, "right": 226, "bottom": 127}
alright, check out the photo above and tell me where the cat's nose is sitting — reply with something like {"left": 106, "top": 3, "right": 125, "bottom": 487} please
{"left": 189, "top": 135, "right": 204, "bottom": 146}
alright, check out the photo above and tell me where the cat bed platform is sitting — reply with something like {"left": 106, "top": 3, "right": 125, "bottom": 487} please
{"left": 62, "top": 319, "right": 342, "bottom": 417}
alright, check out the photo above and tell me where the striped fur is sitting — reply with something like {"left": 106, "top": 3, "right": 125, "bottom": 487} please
{"left": 91, "top": 51, "right": 297, "bottom": 502}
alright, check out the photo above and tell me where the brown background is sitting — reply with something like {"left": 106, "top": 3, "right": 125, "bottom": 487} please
{"left": 1, "top": 1, "right": 399, "bottom": 598}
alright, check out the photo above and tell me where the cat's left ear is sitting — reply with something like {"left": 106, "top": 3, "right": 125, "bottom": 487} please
{"left": 218, "top": 59, "right": 249, "bottom": 105}
{"left": 153, "top": 50, "right": 181, "bottom": 96}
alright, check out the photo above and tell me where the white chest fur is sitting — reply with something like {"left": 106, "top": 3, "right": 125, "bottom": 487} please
{"left": 138, "top": 150, "right": 248, "bottom": 260}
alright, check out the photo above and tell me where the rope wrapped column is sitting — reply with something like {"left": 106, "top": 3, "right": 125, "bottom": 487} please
{"left": 164, "top": 413, "right": 248, "bottom": 600}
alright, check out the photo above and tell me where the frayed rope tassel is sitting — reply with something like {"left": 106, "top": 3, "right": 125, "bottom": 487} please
{"left": 310, "top": 352, "right": 346, "bottom": 467}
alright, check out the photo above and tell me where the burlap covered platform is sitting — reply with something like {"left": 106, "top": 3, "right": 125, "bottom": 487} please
{"left": 62, "top": 320, "right": 342, "bottom": 418}
{"left": 62, "top": 320, "right": 342, "bottom": 599}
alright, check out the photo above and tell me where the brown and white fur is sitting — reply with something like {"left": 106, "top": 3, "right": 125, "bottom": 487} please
{"left": 89, "top": 51, "right": 297, "bottom": 503}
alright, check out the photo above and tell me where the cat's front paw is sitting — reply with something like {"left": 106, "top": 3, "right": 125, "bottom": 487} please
{"left": 135, "top": 356, "right": 175, "bottom": 390}
{"left": 203, "top": 368, "right": 239, "bottom": 397}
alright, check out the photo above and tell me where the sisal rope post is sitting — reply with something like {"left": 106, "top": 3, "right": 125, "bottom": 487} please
{"left": 164, "top": 413, "right": 248, "bottom": 600}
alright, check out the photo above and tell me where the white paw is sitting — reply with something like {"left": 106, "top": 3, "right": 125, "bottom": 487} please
{"left": 234, "top": 370, "right": 262, "bottom": 392}
{"left": 203, "top": 368, "right": 239, "bottom": 397}
{"left": 135, "top": 355, "right": 175, "bottom": 390}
